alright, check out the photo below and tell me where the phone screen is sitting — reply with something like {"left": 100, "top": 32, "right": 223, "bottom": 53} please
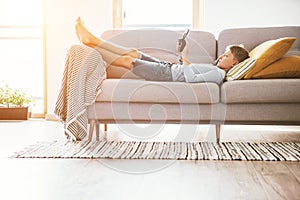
{"left": 182, "top": 29, "right": 190, "bottom": 39}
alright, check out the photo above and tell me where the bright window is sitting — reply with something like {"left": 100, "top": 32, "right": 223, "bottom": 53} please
{"left": 122, "top": 0, "right": 193, "bottom": 29}
{"left": 0, "top": 0, "right": 44, "bottom": 116}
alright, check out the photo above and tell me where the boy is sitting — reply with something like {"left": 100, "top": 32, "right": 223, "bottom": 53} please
{"left": 75, "top": 17, "right": 249, "bottom": 84}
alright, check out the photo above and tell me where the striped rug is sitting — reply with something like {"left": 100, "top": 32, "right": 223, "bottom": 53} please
{"left": 13, "top": 140, "right": 300, "bottom": 161}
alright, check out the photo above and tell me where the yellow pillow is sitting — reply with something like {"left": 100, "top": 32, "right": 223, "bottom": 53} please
{"left": 252, "top": 55, "right": 300, "bottom": 78}
{"left": 244, "top": 37, "right": 296, "bottom": 79}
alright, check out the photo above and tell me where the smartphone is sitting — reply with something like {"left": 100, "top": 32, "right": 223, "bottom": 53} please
{"left": 181, "top": 29, "right": 190, "bottom": 40}
{"left": 178, "top": 29, "right": 190, "bottom": 52}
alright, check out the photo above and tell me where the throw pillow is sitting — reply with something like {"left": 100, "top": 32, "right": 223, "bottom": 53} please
{"left": 226, "top": 58, "right": 256, "bottom": 81}
{"left": 252, "top": 55, "right": 300, "bottom": 78}
{"left": 243, "top": 37, "right": 296, "bottom": 79}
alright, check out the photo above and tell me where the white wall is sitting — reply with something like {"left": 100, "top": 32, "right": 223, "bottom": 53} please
{"left": 205, "top": 0, "right": 300, "bottom": 36}
{"left": 45, "top": 0, "right": 112, "bottom": 117}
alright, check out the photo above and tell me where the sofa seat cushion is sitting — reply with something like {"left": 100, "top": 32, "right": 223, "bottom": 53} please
{"left": 221, "top": 79, "right": 300, "bottom": 103}
{"left": 96, "top": 79, "right": 220, "bottom": 104}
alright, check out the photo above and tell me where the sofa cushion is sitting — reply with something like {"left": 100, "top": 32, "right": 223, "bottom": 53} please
{"left": 243, "top": 37, "right": 296, "bottom": 79}
{"left": 252, "top": 55, "right": 300, "bottom": 78}
{"left": 221, "top": 79, "right": 300, "bottom": 103}
{"left": 96, "top": 79, "right": 220, "bottom": 104}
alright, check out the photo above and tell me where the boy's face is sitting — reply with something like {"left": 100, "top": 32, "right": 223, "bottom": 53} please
{"left": 216, "top": 50, "right": 238, "bottom": 72}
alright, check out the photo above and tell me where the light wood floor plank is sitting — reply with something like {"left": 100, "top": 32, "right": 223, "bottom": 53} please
{"left": 285, "top": 162, "right": 300, "bottom": 184}
{"left": 252, "top": 161, "right": 300, "bottom": 200}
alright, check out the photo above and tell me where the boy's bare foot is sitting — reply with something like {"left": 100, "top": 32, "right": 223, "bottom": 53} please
{"left": 75, "top": 17, "right": 140, "bottom": 58}
{"left": 75, "top": 17, "right": 101, "bottom": 48}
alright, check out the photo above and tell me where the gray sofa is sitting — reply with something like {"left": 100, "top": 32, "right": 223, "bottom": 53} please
{"left": 87, "top": 26, "right": 300, "bottom": 142}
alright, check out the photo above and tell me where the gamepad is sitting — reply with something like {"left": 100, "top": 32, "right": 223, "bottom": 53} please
{"left": 178, "top": 29, "right": 190, "bottom": 52}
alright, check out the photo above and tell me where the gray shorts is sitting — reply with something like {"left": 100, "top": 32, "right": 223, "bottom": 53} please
{"left": 131, "top": 59, "right": 173, "bottom": 81}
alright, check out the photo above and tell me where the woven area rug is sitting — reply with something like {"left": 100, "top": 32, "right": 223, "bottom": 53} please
{"left": 13, "top": 140, "right": 300, "bottom": 161}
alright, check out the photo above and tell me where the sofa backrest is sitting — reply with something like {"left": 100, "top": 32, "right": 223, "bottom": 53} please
{"left": 102, "top": 29, "right": 216, "bottom": 64}
{"left": 217, "top": 26, "right": 300, "bottom": 57}
{"left": 101, "top": 26, "right": 300, "bottom": 63}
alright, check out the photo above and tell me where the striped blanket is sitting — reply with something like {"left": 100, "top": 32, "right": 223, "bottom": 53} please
{"left": 54, "top": 45, "right": 107, "bottom": 141}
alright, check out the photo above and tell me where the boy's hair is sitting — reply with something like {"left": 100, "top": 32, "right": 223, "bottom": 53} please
{"left": 227, "top": 45, "right": 249, "bottom": 63}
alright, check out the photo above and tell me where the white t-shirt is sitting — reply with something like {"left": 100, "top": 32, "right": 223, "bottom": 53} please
{"left": 171, "top": 63, "right": 226, "bottom": 85}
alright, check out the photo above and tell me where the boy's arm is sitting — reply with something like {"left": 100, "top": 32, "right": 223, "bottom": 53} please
{"left": 181, "top": 42, "right": 190, "bottom": 66}
{"left": 183, "top": 67, "right": 226, "bottom": 84}
{"left": 182, "top": 57, "right": 190, "bottom": 66}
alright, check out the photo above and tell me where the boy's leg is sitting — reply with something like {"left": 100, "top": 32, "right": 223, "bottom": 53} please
{"left": 88, "top": 46, "right": 173, "bottom": 81}
{"left": 75, "top": 17, "right": 139, "bottom": 58}
{"left": 75, "top": 17, "right": 163, "bottom": 63}
{"left": 106, "top": 65, "right": 141, "bottom": 79}
{"left": 95, "top": 46, "right": 129, "bottom": 66}
{"left": 88, "top": 44, "right": 133, "bottom": 69}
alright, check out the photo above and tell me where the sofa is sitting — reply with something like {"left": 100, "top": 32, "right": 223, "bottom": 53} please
{"left": 87, "top": 26, "right": 300, "bottom": 142}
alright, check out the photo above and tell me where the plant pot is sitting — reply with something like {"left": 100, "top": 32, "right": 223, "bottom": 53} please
{"left": 0, "top": 107, "right": 30, "bottom": 120}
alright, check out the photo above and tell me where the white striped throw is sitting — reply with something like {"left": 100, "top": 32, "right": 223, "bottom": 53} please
{"left": 54, "top": 45, "right": 107, "bottom": 141}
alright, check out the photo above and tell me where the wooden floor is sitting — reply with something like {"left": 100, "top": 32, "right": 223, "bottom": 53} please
{"left": 0, "top": 120, "right": 299, "bottom": 200}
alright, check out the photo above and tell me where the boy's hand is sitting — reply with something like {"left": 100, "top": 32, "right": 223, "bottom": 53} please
{"left": 177, "top": 39, "right": 186, "bottom": 52}
{"left": 177, "top": 29, "right": 190, "bottom": 52}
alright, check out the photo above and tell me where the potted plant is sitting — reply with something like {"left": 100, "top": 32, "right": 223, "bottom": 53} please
{"left": 0, "top": 83, "right": 34, "bottom": 120}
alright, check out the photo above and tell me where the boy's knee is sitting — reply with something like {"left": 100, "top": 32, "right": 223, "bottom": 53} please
{"left": 125, "top": 49, "right": 139, "bottom": 58}
{"left": 122, "top": 55, "right": 133, "bottom": 63}
{"left": 130, "top": 49, "right": 138, "bottom": 54}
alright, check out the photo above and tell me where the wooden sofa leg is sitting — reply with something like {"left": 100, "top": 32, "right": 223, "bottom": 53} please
{"left": 216, "top": 124, "right": 221, "bottom": 144}
{"left": 104, "top": 123, "right": 107, "bottom": 132}
{"left": 95, "top": 122, "right": 100, "bottom": 141}
{"left": 88, "top": 120, "right": 95, "bottom": 141}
